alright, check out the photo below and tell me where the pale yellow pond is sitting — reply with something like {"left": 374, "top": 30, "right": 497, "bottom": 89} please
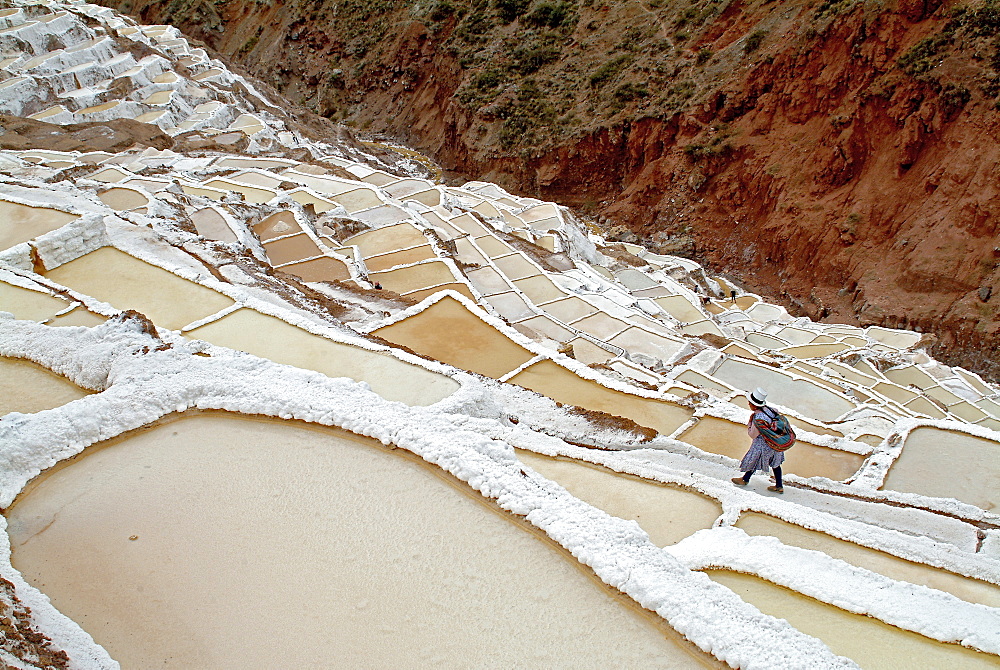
{"left": 186, "top": 308, "right": 458, "bottom": 406}
{"left": 707, "top": 570, "right": 998, "bottom": 669}
{"left": 509, "top": 359, "right": 693, "bottom": 436}
{"left": 0, "top": 357, "right": 91, "bottom": 416}
{"left": 517, "top": 451, "right": 721, "bottom": 547}
{"left": 373, "top": 295, "right": 534, "bottom": 379}
{"left": 884, "top": 427, "right": 1000, "bottom": 511}
{"left": 0, "top": 199, "right": 79, "bottom": 251}
{"left": 44, "top": 247, "right": 234, "bottom": 331}
{"left": 736, "top": 512, "right": 1000, "bottom": 608}
{"left": 7, "top": 414, "right": 715, "bottom": 669}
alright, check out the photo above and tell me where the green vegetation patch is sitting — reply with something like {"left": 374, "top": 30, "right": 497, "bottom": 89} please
{"left": 495, "top": 0, "right": 530, "bottom": 22}
{"left": 589, "top": 54, "right": 633, "bottom": 87}
{"left": 743, "top": 29, "right": 767, "bottom": 54}
{"left": 511, "top": 42, "right": 562, "bottom": 73}
{"left": 523, "top": 1, "right": 576, "bottom": 28}
{"left": 497, "top": 78, "right": 558, "bottom": 148}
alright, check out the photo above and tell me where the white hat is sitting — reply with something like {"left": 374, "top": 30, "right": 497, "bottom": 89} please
{"left": 749, "top": 387, "right": 768, "bottom": 406}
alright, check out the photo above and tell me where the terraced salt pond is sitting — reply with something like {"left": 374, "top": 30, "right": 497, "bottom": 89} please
{"left": 707, "top": 571, "right": 998, "bottom": 669}
{"left": 0, "top": 280, "right": 69, "bottom": 321}
{"left": 0, "top": 356, "right": 91, "bottom": 416}
{"left": 678, "top": 416, "right": 864, "bottom": 481}
{"left": 185, "top": 308, "right": 459, "bottom": 406}
{"left": 6, "top": 414, "right": 714, "bottom": 669}
{"left": 508, "top": 359, "right": 693, "bottom": 435}
{"left": 44, "top": 247, "right": 234, "bottom": 330}
{"left": 884, "top": 427, "right": 1000, "bottom": 510}
{"left": 735, "top": 512, "right": 1000, "bottom": 608}
{"left": 97, "top": 187, "right": 148, "bottom": 212}
{"left": 373, "top": 295, "right": 534, "bottom": 379}
{"left": 517, "top": 451, "right": 722, "bottom": 547}
{"left": 0, "top": 199, "right": 79, "bottom": 250}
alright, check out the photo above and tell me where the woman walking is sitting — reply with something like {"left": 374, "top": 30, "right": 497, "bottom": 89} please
{"left": 731, "top": 387, "right": 784, "bottom": 493}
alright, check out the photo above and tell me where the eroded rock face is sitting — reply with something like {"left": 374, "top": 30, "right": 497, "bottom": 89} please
{"left": 94, "top": 0, "right": 1000, "bottom": 378}
{"left": 0, "top": 114, "right": 173, "bottom": 152}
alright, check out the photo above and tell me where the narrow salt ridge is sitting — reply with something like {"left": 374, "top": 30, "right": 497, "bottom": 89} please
{"left": 0, "top": 315, "right": 853, "bottom": 670}
{"left": 669, "top": 527, "right": 1000, "bottom": 654}
{"left": 486, "top": 413, "right": 999, "bottom": 583}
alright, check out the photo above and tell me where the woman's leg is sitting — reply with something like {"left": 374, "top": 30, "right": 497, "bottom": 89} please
{"left": 772, "top": 466, "right": 783, "bottom": 488}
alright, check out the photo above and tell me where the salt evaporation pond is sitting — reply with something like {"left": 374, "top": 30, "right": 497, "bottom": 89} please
{"left": 884, "top": 427, "right": 1000, "bottom": 511}
{"left": 0, "top": 356, "right": 91, "bottom": 416}
{"left": 678, "top": 416, "right": 864, "bottom": 481}
{"left": 517, "top": 450, "right": 722, "bottom": 547}
{"left": 736, "top": 512, "right": 1000, "bottom": 608}
{"left": 707, "top": 571, "right": 997, "bottom": 668}
{"left": 0, "top": 199, "right": 79, "bottom": 250}
{"left": 6, "top": 413, "right": 714, "bottom": 668}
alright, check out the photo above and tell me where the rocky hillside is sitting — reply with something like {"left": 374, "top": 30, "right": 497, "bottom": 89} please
{"left": 97, "top": 0, "right": 1000, "bottom": 378}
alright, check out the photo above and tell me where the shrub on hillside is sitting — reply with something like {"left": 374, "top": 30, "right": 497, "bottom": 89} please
{"left": 899, "top": 34, "right": 950, "bottom": 74}
{"left": 589, "top": 55, "right": 632, "bottom": 87}
{"left": 456, "top": 7, "right": 494, "bottom": 42}
{"left": 496, "top": 79, "right": 556, "bottom": 148}
{"left": 511, "top": 43, "right": 561, "bottom": 73}
{"left": 613, "top": 82, "right": 649, "bottom": 102}
{"left": 523, "top": 1, "right": 575, "bottom": 28}
{"left": 495, "top": 0, "right": 530, "bottom": 22}
{"left": 744, "top": 29, "right": 766, "bottom": 54}
{"left": 428, "top": 1, "right": 456, "bottom": 22}
{"left": 473, "top": 69, "right": 504, "bottom": 89}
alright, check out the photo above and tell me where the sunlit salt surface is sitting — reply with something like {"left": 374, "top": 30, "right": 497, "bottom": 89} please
{"left": 97, "top": 187, "right": 149, "bottom": 212}
{"left": 43, "top": 247, "right": 235, "bottom": 330}
{"left": 0, "top": 199, "right": 79, "bottom": 251}
{"left": 512, "top": 274, "right": 566, "bottom": 304}
{"left": 509, "top": 359, "right": 693, "bottom": 435}
{"left": 190, "top": 207, "right": 237, "bottom": 243}
{"left": 369, "top": 260, "right": 457, "bottom": 295}
{"left": 713, "top": 358, "right": 855, "bottom": 422}
{"left": 707, "top": 571, "right": 998, "bottom": 668}
{"left": 6, "top": 414, "right": 713, "bottom": 669}
{"left": 0, "top": 280, "right": 68, "bottom": 321}
{"left": 261, "top": 233, "right": 320, "bottom": 265}
{"left": 883, "top": 427, "right": 1000, "bottom": 511}
{"left": 277, "top": 256, "right": 351, "bottom": 282}
{"left": 0, "top": 356, "right": 90, "bottom": 416}
{"left": 345, "top": 223, "right": 427, "bottom": 257}
{"left": 735, "top": 512, "right": 1000, "bottom": 607}
{"left": 517, "top": 451, "right": 721, "bottom": 546}
{"left": 654, "top": 295, "right": 705, "bottom": 323}
{"left": 678, "top": 417, "right": 864, "bottom": 481}
{"left": 364, "top": 245, "right": 436, "bottom": 272}
{"left": 186, "top": 308, "right": 458, "bottom": 406}
{"left": 373, "top": 295, "right": 534, "bottom": 379}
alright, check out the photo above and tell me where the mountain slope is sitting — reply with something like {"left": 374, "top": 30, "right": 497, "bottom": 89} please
{"left": 100, "top": 0, "right": 1000, "bottom": 377}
